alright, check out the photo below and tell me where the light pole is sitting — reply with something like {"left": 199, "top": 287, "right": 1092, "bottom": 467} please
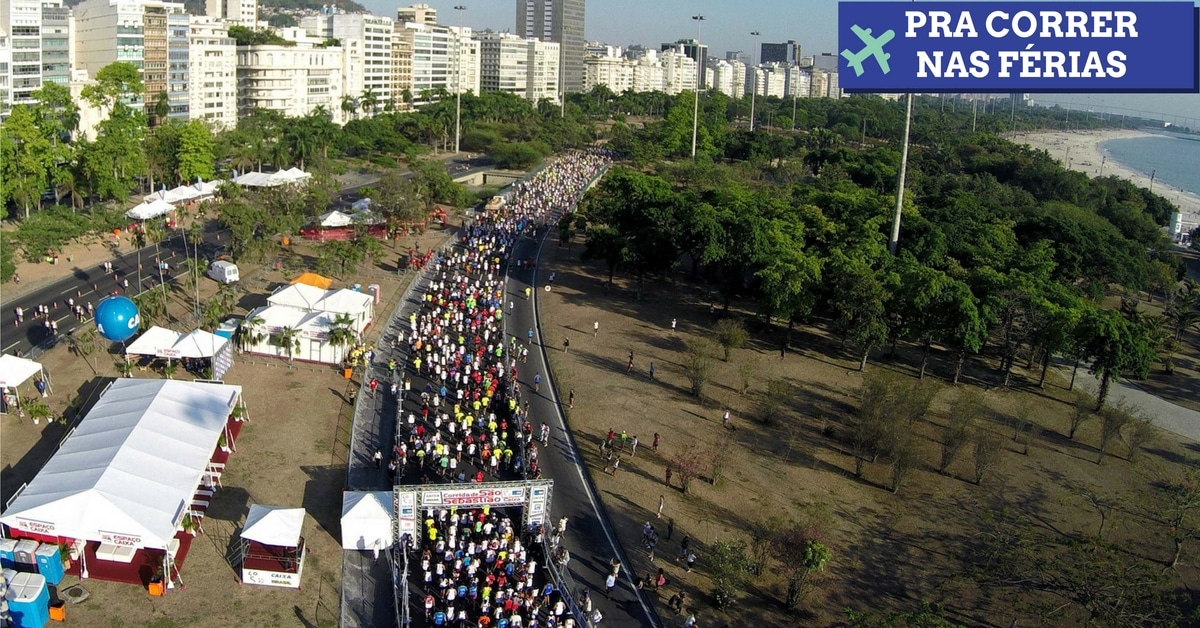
{"left": 888, "top": 92, "right": 913, "bottom": 256}
{"left": 749, "top": 31, "right": 760, "bottom": 132}
{"left": 453, "top": 5, "right": 467, "bottom": 154}
{"left": 690, "top": 14, "right": 705, "bottom": 159}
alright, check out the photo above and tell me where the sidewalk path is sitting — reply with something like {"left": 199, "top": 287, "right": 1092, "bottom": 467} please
{"left": 1064, "top": 365, "right": 1200, "bottom": 443}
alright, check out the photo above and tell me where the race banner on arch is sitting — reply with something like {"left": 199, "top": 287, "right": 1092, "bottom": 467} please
{"left": 838, "top": 2, "right": 1199, "bottom": 93}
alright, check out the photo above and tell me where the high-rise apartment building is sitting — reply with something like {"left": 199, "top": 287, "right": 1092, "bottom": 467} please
{"left": 0, "top": 32, "right": 10, "bottom": 117}
{"left": 396, "top": 23, "right": 478, "bottom": 107}
{"left": 660, "top": 38, "right": 706, "bottom": 88}
{"left": 391, "top": 27, "right": 412, "bottom": 110}
{"left": 304, "top": 14, "right": 395, "bottom": 109}
{"left": 74, "top": 0, "right": 188, "bottom": 117}
{"left": 205, "top": 0, "right": 255, "bottom": 28}
{"left": 476, "top": 31, "right": 558, "bottom": 104}
{"left": 395, "top": 3, "right": 436, "bottom": 26}
{"left": 188, "top": 16, "right": 236, "bottom": 129}
{"left": 582, "top": 46, "right": 630, "bottom": 94}
{"left": 167, "top": 12, "right": 189, "bottom": 120}
{"left": 2, "top": 0, "right": 45, "bottom": 107}
{"left": 41, "top": 1, "right": 70, "bottom": 87}
{"left": 760, "top": 40, "right": 799, "bottom": 65}
{"left": 659, "top": 46, "right": 696, "bottom": 95}
{"left": 516, "top": 0, "right": 584, "bottom": 94}
{"left": 236, "top": 27, "right": 353, "bottom": 124}
{"left": 708, "top": 58, "right": 745, "bottom": 99}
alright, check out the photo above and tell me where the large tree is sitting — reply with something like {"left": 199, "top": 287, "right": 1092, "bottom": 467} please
{"left": 1075, "top": 306, "right": 1157, "bottom": 410}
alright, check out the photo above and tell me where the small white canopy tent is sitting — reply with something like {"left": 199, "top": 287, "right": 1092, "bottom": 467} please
{"left": 279, "top": 167, "right": 311, "bottom": 182}
{"left": 242, "top": 506, "right": 305, "bottom": 547}
{"left": 240, "top": 505, "right": 306, "bottom": 588}
{"left": 0, "top": 379, "right": 242, "bottom": 550}
{"left": 267, "top": 283, "right": 328, "bottom": 311}
{"left": 173, "top": 329, "right": 231, "bottom": 359}
{"left": 126, "top": 198, "right": 175, "bottom": 220}
{"left": 125, "top": 326, "right": 184, "bottom": 358}
{"left": 0, "top": 354, "right": 45, "bottom": 389}
{"left": 351, "top": 198, "right": 372, "bottom": 212}
{"left": 0, "top": 354, "right": 49, "bottom": 414}
{"left": 317, "top": 210, "right": 355, "bottom": 228}
{"left": 340, "top": 491, "right": 394, "bottom": 551}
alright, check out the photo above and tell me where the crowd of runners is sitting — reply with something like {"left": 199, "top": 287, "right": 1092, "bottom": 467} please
{"left": 390, "top": 149, "right": 611, "bottom": 626}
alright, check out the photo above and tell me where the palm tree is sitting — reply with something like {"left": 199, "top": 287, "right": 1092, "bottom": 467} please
{"left": 133, "top": 289, "right": 169, "bottom": 329}
{"left": 325, "top": 313, "right": 358, "bottom": 364}
{"left": 54, "top": 168, "right": 83, "bottom": 211}
{"left": 341, "top": 94, "right": 359, "bottom": 122}
{"left": 360, "top": 88, "right": 379, "bottom": 117}
{"left": 151, "top": 91, "right": 171, "bottom": 127}
{"left": 234, "top": 314, "right": 265, "bottom": 352}
{"left": 275, "top": 325, "right": 301, "bottom": 366}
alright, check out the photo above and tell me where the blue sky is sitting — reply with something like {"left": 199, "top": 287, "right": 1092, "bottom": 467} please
{"left": 366, "top": 0, "right": 1200, "bottom": 122}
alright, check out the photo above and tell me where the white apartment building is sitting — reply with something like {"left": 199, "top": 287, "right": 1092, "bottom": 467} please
{"left": 205, "top": 0, "right": 255, "bottom": 28}
{"left": 758, "top": 63, "right": 788, "bottom": 98}
{"left": 2, "top": 0, "right": 45, "bottom": 108}
{"left": 475, "top": 31, "right": 558, "bottom": 104}
{"left": 0, "top": 31, "right": 10, "bottom": 117}
{"left": 396, "top": 3, "right": 436, "bottom": 26}
{"left": 584, "top": 40, "right": 619, "bottom": 59}
{"left": 396, "top": 23, "right": 478, "bottom": 107}
{"left": 74, "top": 0, "right": 188, "bottom": 116}
{"left": 303, "top": 13, "right": 394, "bottom": 110}
{"left": 787, "top": 66, "right": 811, "bottom": 100}
{"left": 708, "top": 59, "right": 745, "bottom": 99}
{"left": 582, "top": 54, "right": 630, "bottom": 94}
{"left": 659, "top": 47, "right": 696, "bottom": 95}
{"left": 630, "top": 53, "right": 662, "bottom": 93}
{"left": 188, "top": 16, "right": 236, "bottom": 129}
{"left": 236, "top": 28, "right": 352, "bottom": 124}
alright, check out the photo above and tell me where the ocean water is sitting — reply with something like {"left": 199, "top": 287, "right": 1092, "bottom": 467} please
{"left": 1099, "top": 133, "right": 1200, "bottom": 197}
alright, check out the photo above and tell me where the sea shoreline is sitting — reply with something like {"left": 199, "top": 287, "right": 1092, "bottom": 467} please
{"left": 1019, "top": 129, "right": 1200, "bottom": 233}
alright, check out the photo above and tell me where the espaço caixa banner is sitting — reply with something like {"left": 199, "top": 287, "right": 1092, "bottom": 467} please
{"left": 838, "top": 2, "right": 1199, "bottom": 93}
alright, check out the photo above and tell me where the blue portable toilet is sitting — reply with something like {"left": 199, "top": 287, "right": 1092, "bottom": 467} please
{"left": 33, "top": 545, "right": 63, "bottom": 586}
{"left": 5, "top": 571, "right": 49, "bottom": 628}
{"left": 0, "top": 539, "right": 17, "bottom": 569}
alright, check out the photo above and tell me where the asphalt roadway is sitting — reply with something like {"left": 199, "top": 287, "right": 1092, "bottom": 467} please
{"left": 0, "top": 156, "right": 493, "bottom": 358}
{"left": 506, "top": 227, "right": 661, "bottom": 628}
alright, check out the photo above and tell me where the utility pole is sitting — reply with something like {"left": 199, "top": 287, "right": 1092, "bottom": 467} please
{"left": 971, "top": 97, "right": 977, "bottom": 133}
{"left": 690, "top": 15, "right": 705, "bottom": 159}
{"left": 889, "top": 93, "right": 913, "bottom": 256}
{"left": 749, "top": 31, "right": 760, "bottom": 132}
{"left": 453, "top": 5, "right": 467, "bottom": 154}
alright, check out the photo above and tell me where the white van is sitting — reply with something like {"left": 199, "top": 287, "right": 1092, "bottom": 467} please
{"left": 208, "top": 260, "right": 240, "bottom": 284}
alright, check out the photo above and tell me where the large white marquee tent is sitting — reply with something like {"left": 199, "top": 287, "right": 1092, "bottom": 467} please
{"left": 233, "top": 168, "right": 311, "bottom": 188}
{"left": 340, "top": 491, "right": 393, "bottom": 551}
{"left": 125, "top": 198, "right": 175, "bottom": 220}
{"left": 0, "top": 379, "right": 243, "bottom": 550}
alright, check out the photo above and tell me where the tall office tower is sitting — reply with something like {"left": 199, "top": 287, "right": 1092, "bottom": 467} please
{"left": 660, "top": 38, "right": 706, "bottom": 88}
{"left": 396, "top": 3, "right": 436, "bottom": 26}
{"left": 2, "top": 0, "right": 45, "bottom": 108}
{"left": 167, "top": 12, "right": 189, "bottom": 121}
{"left": 205, "top": 0, "right": 256, "bottom": 28}
{"left": 516, "top": 0, "right": 585, "bottom": 94}
{"left": 760, "top": 39, "right": 799, "bottom": 65}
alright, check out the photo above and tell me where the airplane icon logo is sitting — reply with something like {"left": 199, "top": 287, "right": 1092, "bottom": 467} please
{"left": 841, "top": 24, "right": 894, "bottom": 76}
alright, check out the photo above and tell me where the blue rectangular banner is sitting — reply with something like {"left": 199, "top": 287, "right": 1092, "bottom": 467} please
{"left": 838, "top": 2, "right": 1199, "bottom": 93}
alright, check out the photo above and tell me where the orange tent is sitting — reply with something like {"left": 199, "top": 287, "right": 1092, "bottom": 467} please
{"left": 290, "top": 272, "right": 333, "bottom": 290}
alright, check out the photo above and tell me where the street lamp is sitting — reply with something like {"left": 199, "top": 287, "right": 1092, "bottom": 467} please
{"left": 454, "top": 5, "right": 467, "bottom": 154}
{"left": 749, "top": 31, "right": 760, "bottom": 132}
{"left": 690, "top": 15, "right": 705, "bottom": 159}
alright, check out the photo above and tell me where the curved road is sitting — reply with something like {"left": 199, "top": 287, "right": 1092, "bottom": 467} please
{"left": 506, "top": 225, "right": 661, "bottom": 628}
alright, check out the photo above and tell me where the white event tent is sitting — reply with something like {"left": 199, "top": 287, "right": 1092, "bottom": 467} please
{"left": 240, "top": 505, "right": 307, "bottom": 588}
{"left": 0, "top": 379, "right": 243, "bottom": 550}
{"left": 173, "top": 329, "right": 231, "bottom": 359}
{"left": 234, "top": 168, "right": 311, "bottom": 188}
{"left": 126, "top": 326, "right": 232, "bottom": 359}
{"left": 144, "top": 180, "right": 225, "bottom": 204}
{"left": 317, "top": 210, "right": 355, "bottom": 228}
{"left": 126, "top": 198, "right": 175, "bottom": 220}
{"left": 267, "top": 283, "right": 374, "bottom": 332}
{"left": 340, "top": 491, "right": 394, "bottom": 551}
{"left": 0, "top": 354, "right": 49, "bottom": 414}
{"left": 124, "top": 326, "right": 183, "bottom": 357}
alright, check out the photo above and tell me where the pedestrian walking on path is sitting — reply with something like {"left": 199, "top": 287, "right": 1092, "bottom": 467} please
{"left": 665, "top": 467, "right": 673, "bottom": 487}
{"left": 369, "top": 378, "right": 379, "bottom": 397}
{"left": 648, "top": 363, "right": 655, "bottom": 379}
{"left": 657, "top": 494, "right": 665, "bottom": 519}
{"left": 593, "top": 321, "right": 599, "bottom": 337}
{"left": 722, "top": 410, "right": 731, "bottom": 427}
{"left": 563, "top": 337, "right": 570, "bottom": 352}
{"left": 568, "top": 389, "right": 575, "bottom": 409}
{"left": 373, "top": 450, "right": 383, "bottom": 468}
{"left": 525, "top": 286, "right": 532, "bottom": 299}
{"left": 533, "top": 373, "right": 542, "bottom": 392}
{"left": 652, "top": 432, "right": 660, "bottom": 453}
{"left": 604, "top": 573, "right": 616, "bottom": 599}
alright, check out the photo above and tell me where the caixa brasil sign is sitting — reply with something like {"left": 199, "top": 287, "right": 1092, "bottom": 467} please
{"left": 838, "top": 2, "right": 1199, "bottom": 93}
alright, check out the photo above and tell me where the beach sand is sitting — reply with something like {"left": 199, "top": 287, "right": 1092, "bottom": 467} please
{"left": 1020, "top": 129, "right": 1200, "bottom": 234}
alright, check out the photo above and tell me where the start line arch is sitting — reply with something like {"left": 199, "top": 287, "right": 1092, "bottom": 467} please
{"left": 393, "top": 479, "right": 554, "bottom": 544}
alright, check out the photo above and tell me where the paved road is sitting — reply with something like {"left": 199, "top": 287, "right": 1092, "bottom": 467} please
{"left": 507, "top": 227, "right": 661, "bottom": 628}
{"left": 0, "top": 157, "right": 492, "bottom": 358}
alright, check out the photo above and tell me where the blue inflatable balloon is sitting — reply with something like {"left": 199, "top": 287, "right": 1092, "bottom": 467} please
{"left": 95, "top": 295, "right": 140, "bottom": 342}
